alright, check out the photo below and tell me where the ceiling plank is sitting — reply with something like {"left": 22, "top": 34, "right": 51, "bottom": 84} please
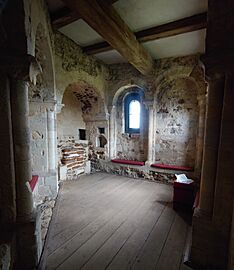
{"left": 83, "top": 12, "right": 207, "bottom": 55}
{"left": 51, "top": 0, "right": 119, "bottom": 29}
{"left": 62, "top": 0, "right": 154, "bottom": 75}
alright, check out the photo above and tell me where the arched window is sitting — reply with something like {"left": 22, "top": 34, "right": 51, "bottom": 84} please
{"left": 125, "top": 92, "right": 141, "bottom": 133}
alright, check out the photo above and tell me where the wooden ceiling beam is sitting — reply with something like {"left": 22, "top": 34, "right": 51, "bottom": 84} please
{"left": 83, "top": 12, "right": 207, "bottom": 55}
{"left": 62, "top": 0, "right": 154, "bottom": 75}
{"left": 51, "top": 0, "right": 119, "bottom": 29}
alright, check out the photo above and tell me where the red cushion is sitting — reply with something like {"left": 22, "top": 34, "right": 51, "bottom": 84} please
{"left": 29, "top": 175, "right": 39, "bottom": 192}
{"left": 151, "top": 163, "right": 193, "bottom": 171}
{"left": 111, "top": 159, "right": 145, "bottom": 166}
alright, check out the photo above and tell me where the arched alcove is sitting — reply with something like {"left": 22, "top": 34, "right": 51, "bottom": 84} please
{"left": 110, "top": 85, "right": 148, "bottom": 161}
{"left": 57, "top": 80, "right": 109, "bottom": 176}
{"left": 154, "top": 77, "right": 199, "bottom": 167}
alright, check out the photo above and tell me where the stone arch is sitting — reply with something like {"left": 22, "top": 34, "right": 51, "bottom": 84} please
{"left": 154, "top": 76, "right": 199, "bottom": 167}
{"left": 63, "top": 80, "right": 107, "bottom": 121}
{"left": 109, "top": 84, "right": 148, "bottom": 161}
{"left": 57, "top": 80, "right": 109, "bottom": 169}
{"left": 153, "top": 63, "right": 206, "bottom": 177}
{"left": 154, "top": 65, "right": 194, "bottom": 101}
{"left": 111, "top": 83, "right": 146, "bottom": 108}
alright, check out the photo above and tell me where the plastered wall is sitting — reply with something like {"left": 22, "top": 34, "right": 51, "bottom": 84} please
{"left": 57, "top": 90, "right": 85, "bottom": 140}
{"left": 155, "top": 78, "right": 198, "bottom": 167}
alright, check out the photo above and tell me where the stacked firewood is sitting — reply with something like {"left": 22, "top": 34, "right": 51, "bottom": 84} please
{"left": 61, "top": 144, "right": 86, "bottom": 170}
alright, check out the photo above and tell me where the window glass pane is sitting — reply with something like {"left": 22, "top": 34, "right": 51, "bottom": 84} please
{"left": 129, "top": 100, "right": 140, "bottom": 129}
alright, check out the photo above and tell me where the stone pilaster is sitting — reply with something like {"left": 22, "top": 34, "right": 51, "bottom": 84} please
{"left": 144, "top": 101, "right": 156, "bottom": 164}
{"left": 0, "top": 73, "right": 17, "bottom": 268}
{"left": 191, "top": 1, "right": 234, "bottom": 269}
{"left": 194, "top": 94, "right": 206, "bottom": 180}
{"left": 198, "top": 75, "right": 225, "bottom": 216}
{"left": 47, "top": 107, "right": 56, "bottom": 171}
{"left": 109, "top": 105, "right": 117, "bottom": 159}
{"left": 191, "top": 73, "right": 226, "bottom": 269}
{"left": 10, "top": 78, "right": 34, "bottom": 220}
{"left": 1, "top": 53, "right": 42, "bottom": 269}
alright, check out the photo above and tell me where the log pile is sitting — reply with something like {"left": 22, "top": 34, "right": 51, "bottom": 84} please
{"left": 61, "top": 144, "right": 87, "bottom": 171}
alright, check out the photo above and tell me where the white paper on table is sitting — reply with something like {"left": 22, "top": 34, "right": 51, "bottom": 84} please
{"left": 175, "top": 174, "right": 194, "bottom": 184}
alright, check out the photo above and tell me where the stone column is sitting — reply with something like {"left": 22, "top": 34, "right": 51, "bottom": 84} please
{"left": 212, "top": 73, "right": 234, "bottom": 259}
{"left": 194, "top": 94, "right": 207, "bottom": 180}
{"left": 191, "top": 1, "right": 234, "bottom": 269}
{"left": 0, "top": 72, "right": 16, "bottom": 243}
{"left": 197, "top": 75, "right": 225, "bottom": 217}
{"left": 10, "top": 79, "right": 33, "bottom": 220}
{"left": 47, "top": 108, "right": 56, "bottom": 171}
{"left": 191, "top": 74, "right": 226, "bottom": 269}
{"left": 44, "top": 102, "right": 58, "bottom": 198}
{"left": 145, "top": 102, "right": 155, "bottom": 164}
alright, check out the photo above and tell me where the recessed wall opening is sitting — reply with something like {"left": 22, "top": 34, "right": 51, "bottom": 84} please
{"left": 124, "top": 91, "right": 142, "bottom": 134}
{"left": 97, "top": 134, "right": 107, "bottom": 148}
{"left": 79, "top": 129, "right": 86, "bottom": 140}
{"left": 98, "top": 127, "right": 105, "bottom": 134}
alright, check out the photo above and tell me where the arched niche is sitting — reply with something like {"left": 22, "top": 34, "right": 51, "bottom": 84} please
{"left": 57, "top": 80, "right": 109, "bottom": 162}
{"left": 154, "top": 76, "right": 199, "bottom": 168}
{"left": 109, "top": 84, "right": 148, "bottom": 161}
{"left": 154, "top": 64, "right": 207, "bottom": 177}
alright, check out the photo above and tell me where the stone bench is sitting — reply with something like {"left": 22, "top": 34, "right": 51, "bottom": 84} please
{"left": 150, "top": 163, "right": 193, "bottom": 171}
{"left": 111, "top": 159, "right": 145, "bottom": 166}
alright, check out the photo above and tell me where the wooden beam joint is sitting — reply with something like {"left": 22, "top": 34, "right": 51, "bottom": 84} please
{"left": 83, "top": 12, "right": 207, "bottom": 55}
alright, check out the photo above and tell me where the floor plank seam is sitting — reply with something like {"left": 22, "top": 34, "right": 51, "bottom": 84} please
{"left": 40, "top": 174, "right": 189, "bottom": 270}
{"left": 48, "top": 181, "right": 148, "bottom": 268}
{"left": 80, "top": 183, "right": 164, "bottom": 270}
{"left": 50, "top": 175, "right": 134, "bottom": 240}
{"left": 128, "top": 204, "right": 168, "bottom": 270}
{"left": 77, "top": 220, "right": 126, "bottom": 270}
{"left": 57, "top": 182, "right": 157, "bottom": 269}
{"left": 104, "top": 231, "right": 135, "bottom": 270}
{"left": 47, "top": 179, "right": 143, "bottom": 257}
{"left": 154, "top": 212, "right": 177, "bottom": 270}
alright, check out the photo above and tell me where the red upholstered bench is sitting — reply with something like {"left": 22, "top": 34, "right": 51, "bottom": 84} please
{"left": 151, "top": 163, "right": 193, "bottom": 171}
{"left": 29, "top": 175, "right": 39, "bottom": 192}
{"left": 111, "top": 159, "right": 145, "bottom": 166}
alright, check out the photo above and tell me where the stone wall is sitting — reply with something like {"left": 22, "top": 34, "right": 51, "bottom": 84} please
{"left": 53, "top": 32, "right": 110, "bottom": 171}
{"left": 53, "top": 32, "right": 109, "bottom": 105}
{"left": 57, "top": 90, "right": 85, "bottom": 139}
{"left": 115, "top": 87, "right": 148, "bottom": 161}
{"left": 108, "top": 55, "right": 204, "bottom": 168}
{"left": 0, "top": 1, "right": 208, "bottom": 268}
{"left": 57, "top": 138, "right": 89, "bottom": 180}
{"left": 155, "top": 77, "right": 198, "bottom": 167}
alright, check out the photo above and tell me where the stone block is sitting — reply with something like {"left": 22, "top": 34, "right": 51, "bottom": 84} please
{"left": 59, "top": 165, "right": 67, "bottom": 181}
{"left": 85, "top": 161, "right": 91, "bottom": 174}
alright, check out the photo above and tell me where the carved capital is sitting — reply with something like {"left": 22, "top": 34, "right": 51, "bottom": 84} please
{"left": 56, "top": 103, "right": 64, "bottom": 114}
{"left": 0, "top": 52, "right": 41, "bottom": 82}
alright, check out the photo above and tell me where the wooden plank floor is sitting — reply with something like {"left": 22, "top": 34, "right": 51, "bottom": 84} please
{"left": 39, "top": 173, "right": 192, "bottom": 270}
